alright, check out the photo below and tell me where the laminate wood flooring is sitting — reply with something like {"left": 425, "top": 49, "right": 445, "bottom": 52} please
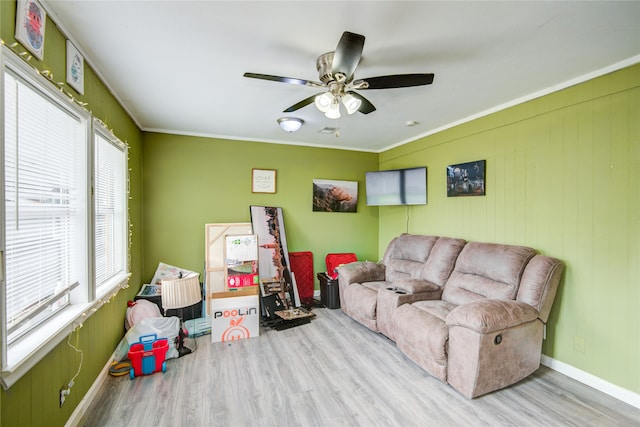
{"left": 78, "top": 307, "right": 640, "bottom": 427}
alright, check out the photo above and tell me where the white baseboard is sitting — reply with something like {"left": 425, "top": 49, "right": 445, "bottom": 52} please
{"left": 65, "top": 355, "right": 114, "bottom": 427}
{"left": 541, "top": 355, "right": 640, "bottom": 409}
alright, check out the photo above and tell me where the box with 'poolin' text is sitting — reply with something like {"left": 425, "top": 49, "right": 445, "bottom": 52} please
{"left": 210, "top": 288, "right": 259, "bottom": 343}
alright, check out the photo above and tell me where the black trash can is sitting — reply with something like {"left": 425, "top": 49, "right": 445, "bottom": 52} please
{"left": 317, "top": 272, "right": 340, "bottom": 309}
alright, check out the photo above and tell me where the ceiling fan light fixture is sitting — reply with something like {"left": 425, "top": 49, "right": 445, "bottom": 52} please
{"left": 277, "top": 117, "right": 304, "bottom": 133}
{"left": 325, "top": 98, "right": 341, "bottom": 119}
{"left": 341, "top": 93, "right": 361, "bottom": 115}
{"left": 314, "top": 92, "right": 334, "bottom": 113}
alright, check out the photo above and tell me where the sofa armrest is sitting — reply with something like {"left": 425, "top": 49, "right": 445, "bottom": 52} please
{"left": 337, "top": 261, "right": 385, "bottom": 286}
{"left": 394, "top": 279, "right": 440, "bottom": 294}
{"left": 446, "top": 299, "right": 539, "bottom": 334}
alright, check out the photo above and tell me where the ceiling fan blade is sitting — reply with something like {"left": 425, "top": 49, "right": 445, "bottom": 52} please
{"left": 243, "top": 72, "right": 324, "bottom": 88}
{"left": 331, "top": 31, "right": 365, "bottom": 82}
{"left": 360, "top": 73, "right": 435, "bottom": 90}
{"left": 346, "top": 91, "right": 376, "bottom": 114}
{"left": 283, "top": 93, "right": 323, "bottom": 113}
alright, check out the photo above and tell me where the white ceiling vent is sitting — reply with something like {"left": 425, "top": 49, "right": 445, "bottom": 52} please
{"left": 319, "top": 127, "right": 339, "bottom": 134}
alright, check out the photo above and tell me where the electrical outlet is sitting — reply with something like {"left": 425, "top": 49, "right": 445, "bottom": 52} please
{"left": 574, "top": 336, "right": 585, "bottom": 353}
{"left": 59, "top": 387, "right": 70, "bottom": 407}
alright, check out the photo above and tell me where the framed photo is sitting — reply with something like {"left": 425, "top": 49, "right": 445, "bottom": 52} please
{"left": 447, "top": 160, "right": 486, "bottom": 197}
{"left": 66, "top": 40, "right": 84, "bottom": 94}
{"left": 224, "top": 234, "right": 259, "bottom": 289}
{"left": 137, "top": 284, "right": 162, "bottom": 297}
{"left": 250, "top": 205, "right": 299, "bottom": 308}
{"left": 15, "top": 0, "right": 47, "bottom": 60}
{"left": 252, "top": 169, "right": 276, "bottom": 193}
{"left": 312, "top": 179, "right": 358, "bottom": 212}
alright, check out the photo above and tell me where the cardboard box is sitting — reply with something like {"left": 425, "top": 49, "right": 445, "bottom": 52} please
{"left": 210, "top": 288, "right": 260, "bottom": 343}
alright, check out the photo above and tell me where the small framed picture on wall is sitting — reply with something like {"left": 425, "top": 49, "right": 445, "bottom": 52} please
{"left": 446, "top": 160, "right": 486, "bottom": 197}
{"left": 15, "top": 0, "right": 47, "bottom": 60}
{"left": 252, "top": 169, "right": 276, "bottom": 193}
{"left": 66, "top": 40, "right": 84, "bottom": 94}
{"left": 312, "top": 179, "right": 358, "bottom": 212}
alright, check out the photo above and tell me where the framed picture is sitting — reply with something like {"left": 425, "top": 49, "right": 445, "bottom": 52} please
{"left": 447, "top": 160, "right": 486, "bottom": 197}
{"left": 312, "top": 179, "right": 358, "bottom": 212}
{"left": 224, "top": 234, "right": 259, "bottom": 289}
{"left": 137, "top": 284, "right": 162, "bottom": 297}
{"left": 15, "top": 0, "right": 47, "bottom": 60}
{"left": 66, "top": 40, "right": 84, "bottom": 94}
{"left": 252, "top": 169, "right": 276, "bottom": 193}
{"left": 250, "top": 205, "right": 299, "bottom": 308}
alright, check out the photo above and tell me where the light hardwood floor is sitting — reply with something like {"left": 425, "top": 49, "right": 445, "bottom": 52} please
{"left": 79, "top": 307, "right": 640, "bottom": 427}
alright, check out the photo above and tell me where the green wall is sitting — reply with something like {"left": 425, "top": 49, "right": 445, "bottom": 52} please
{"left": 1, "top": 1, "right": 638, "bottom": 424}
{"left": 142, "top": 133, "right": 380, "bottom": 285}
{"left": 378, "top": 64, "right": 640, "bottom": 395}
{"left": 1, "top": 2, "right": 144, "bottom": 426}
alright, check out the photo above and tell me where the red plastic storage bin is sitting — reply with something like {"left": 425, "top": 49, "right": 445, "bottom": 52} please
{"left": 325, "top": 253, "right": 357, "bottom": 279}
{"left": 289, "top": 251, "right": 314, "bottom": 305}
{"left": 128, "top": 334, "right": 169, "bottom": 379}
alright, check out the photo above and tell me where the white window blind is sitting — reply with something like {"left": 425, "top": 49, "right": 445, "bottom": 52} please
{"left": 1, "top": 48, "right": 130, "bottom": 387}
{"left": 94, "top": 127, "right": 127, "bottom": 291}
{"left": 3, "top": 71, "right": 87, "bottom": 343}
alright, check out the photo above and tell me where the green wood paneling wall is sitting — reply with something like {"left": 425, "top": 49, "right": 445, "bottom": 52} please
{"left": 1, "top": 2, "right": 144, "bottom": 426}
{"left": 142, "top": 133, "right": 380, "bottom": 285}
{"left": 378, "top": 64, "right": 640, "bottom": 394}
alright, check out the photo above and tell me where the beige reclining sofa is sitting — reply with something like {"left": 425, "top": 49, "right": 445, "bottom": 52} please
{"left": 337, "top": 233, "right": 564, "bottom": 398}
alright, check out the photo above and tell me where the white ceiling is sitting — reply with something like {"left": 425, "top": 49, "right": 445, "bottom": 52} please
{"left": 43, "top": 1, "right": 640, "bottom": 152}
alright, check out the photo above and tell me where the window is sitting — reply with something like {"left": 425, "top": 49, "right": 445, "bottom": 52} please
{"left": 3, "top": 68, "right": 88, "bottom": 344}
{"left": 94, "top": 124, "right": 128, "bottom": 296}
{"left": 1, "top": 47, "right": 129, "bottom": 386}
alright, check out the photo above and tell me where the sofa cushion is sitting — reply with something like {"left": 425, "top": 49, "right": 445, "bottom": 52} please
{"left": 446, "top": 299, "right": 539, "bottom": 334}
{"left": 383, "top": 234, "right": 438, "bottom": 282}
{"left": 421, "top": 237, "right": 466, "bottom": 285}
{"left": 337, "top": 261, "right": 386, "bottom": 306}
{"left": 516, "top": 255, "right": 564, "bottom": 322}
{"left": 394, "top": 278, "right": 440, "bottom": 293}
{"left": 411, "top": 299, "right": 458, "bottom": 321}
{"left": 442, "top": 242, "right": 536, "bottom": 305}
{"left": 361, "top": 281, "right": 389, "bottom": 292}
{"left": 342, "top": 281, "right": 388, "bottom": 331}
{"left": 338, "top": 261, "right": 385, "bottom": 284}
{"left": 393, "top": 302, "right": 452, "bottom": 366}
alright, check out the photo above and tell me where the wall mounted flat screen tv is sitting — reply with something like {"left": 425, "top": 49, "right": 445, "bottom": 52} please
{"left": 365, "top": 167, "right": 427, "bottom": 206}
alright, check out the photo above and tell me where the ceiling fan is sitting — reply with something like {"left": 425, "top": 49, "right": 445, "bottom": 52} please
{"left": 243, "top": 31, "right": 434, "bottom": 119}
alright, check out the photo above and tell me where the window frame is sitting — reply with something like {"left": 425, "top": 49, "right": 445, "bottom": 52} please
{"left": 93, "top": 120, "right": 129, "bottom": 300}
{"left": 0, "top": 46, "right": 130, "bottom": 389}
